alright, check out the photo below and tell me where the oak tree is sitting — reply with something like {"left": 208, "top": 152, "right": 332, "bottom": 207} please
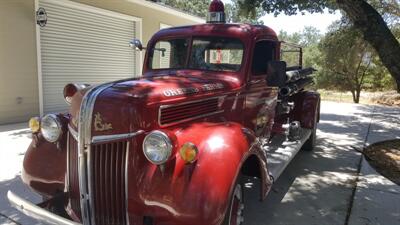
{"left": 318, "top": 26, "right": 374, "bottom": 103}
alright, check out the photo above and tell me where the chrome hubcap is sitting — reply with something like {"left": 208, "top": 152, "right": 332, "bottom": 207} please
{"left": 230, "top": 184, "right": 244, "bottom": 225}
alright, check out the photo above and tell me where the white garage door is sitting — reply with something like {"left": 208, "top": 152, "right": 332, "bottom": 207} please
{"left": 38, "top": 0, "right": 141, "bottom": 114}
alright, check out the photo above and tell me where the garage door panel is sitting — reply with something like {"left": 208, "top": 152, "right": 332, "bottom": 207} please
{"left": 43, "top": 3, "right": 134, "bottom": 29}
{"left": 41, "top": 40, "right": 134, "bottom": 54}
{"left": 39, "top": 0, "right": 138, "bottom": 114}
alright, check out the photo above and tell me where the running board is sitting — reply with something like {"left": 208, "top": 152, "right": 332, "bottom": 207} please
{"left": 265, "top": 128, "right": 312, "bottom": 182}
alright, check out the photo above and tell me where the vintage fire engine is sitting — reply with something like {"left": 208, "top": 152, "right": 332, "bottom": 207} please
{"left": 8, "top": 1, "right": 320, "bottom": 225}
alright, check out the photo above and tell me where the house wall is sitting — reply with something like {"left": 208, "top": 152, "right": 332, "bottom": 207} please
{"left": 0, "top": 0, "right": 204, "bottom": 124}
{"left": 0, "top": 0, "right": 39, "bottom": 124}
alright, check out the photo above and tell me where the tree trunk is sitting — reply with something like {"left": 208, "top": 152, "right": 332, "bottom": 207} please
{"left": 350, "top": 90, "right": 358, "bottom": 103}
{"left": 336, "top": 0, "right": 400, "bottom": 92}
{"left": 355, "top": 87, "right": 361, "bottom": 104}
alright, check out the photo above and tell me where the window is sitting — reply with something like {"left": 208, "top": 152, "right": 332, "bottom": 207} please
{"left": 189, "top": 37, "right": 244, "bottom": 72}
{"left": 148, "top": 37, "right": 244, "bottom": 72}
{"left": 149, "top": 39, "right": 188, "bottom": 70}
{"left": 252, "top": 41, "right": 276, "bottom": 75}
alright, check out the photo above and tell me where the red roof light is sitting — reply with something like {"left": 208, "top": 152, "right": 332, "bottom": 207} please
{"left": 209, "top": 0, "right": 224, "bottom": 12}
{"left": 207, "top": 0, "right": 226, "bottom": 23}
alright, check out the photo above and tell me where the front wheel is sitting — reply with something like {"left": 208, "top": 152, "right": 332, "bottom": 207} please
{"left": 222, "top": 174, "right": 244, "bottom": 225}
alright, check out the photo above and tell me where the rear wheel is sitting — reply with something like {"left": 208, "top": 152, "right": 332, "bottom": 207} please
{"left": 222, "top": 174, "right": 244, "bottom": 225}
{"left": 302, "top": 103, "right": 319, "bottom": 151}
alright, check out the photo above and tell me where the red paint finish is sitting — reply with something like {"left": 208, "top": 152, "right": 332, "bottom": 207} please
{"left": 22, "top": 134, "right": 66, "bottom": 197}
{"left": 19, "top": 22, "right": 318, "bottom": 225}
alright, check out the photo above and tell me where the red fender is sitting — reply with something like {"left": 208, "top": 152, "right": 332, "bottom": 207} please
{"left": 21, "top": 115, "right": 69, "bottom": 197}
{"left": 130, "top": 122, "right": 271, "bottom": 225}
{"left": 291, "top": 91, "right": 321, "bottom": 129}
{"left": 22, "top": 133, "right": 67, "bottom": 197}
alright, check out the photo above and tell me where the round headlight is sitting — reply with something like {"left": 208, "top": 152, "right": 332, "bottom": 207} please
{"left": 143, "top": 130, "right": 173, "bottom": 165}
{"left": 41, "top": 114, "right": 62, "bottom": 143}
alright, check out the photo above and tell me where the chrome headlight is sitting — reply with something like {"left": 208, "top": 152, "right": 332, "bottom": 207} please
{"left": 143, "top": 130, "right": 173, "bottom": 165}
{"left": 41, "top": 114, "right": 62, "bottom": 143}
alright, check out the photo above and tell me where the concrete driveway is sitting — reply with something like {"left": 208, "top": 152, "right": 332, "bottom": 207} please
{"left": 245, "top": 102, "right": 400, "bottom": 225}
{"left": 0, "top": 101, "right": 399, "bottom": 225}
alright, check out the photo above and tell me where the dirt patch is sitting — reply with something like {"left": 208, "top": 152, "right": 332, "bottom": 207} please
{"left": 364, "top": 139, "right": 400, "bottom": 185}
{"left": 370, "top": 91, "right": 400, "bottom": 107}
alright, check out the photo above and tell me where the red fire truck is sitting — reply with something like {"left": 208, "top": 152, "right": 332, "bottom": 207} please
{"left": 8, "top": 1, "right": 320, "bottom": 225}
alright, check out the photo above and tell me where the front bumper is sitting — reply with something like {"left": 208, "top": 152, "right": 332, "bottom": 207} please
{"left": 7, "top": 191, "right": 81, "bottom": 225}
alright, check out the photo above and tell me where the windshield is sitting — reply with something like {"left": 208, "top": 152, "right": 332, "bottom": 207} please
{"left": 148, "top": 37, "right": 244, "bottom": 72}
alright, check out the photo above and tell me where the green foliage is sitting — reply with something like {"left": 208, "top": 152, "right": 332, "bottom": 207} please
{"left": 238, "top": 0, "right": 336, "bottom": 16}
{"left": 316, "top": 25, "right": 390, "bottom": 102}
{"left": 153, "top": 0, "right": 265, "bottom": 24}
{"left": 156, "top": 0, "right": 209, "bottom": 18}
{"left": 225, "top": 0, "right": 266, "bottom": 24}
{"left": 278, "top": 27, "right": 322, "bottom": 68}
{"left": 279, "top": 22, "right": 396, "bottom": 102}
{"left": 318, "top": 23, "right": 395, "bottom": 92}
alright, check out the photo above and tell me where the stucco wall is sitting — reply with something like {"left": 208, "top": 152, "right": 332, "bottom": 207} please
{"left": 0, "top": 0, "right": 39, "bottom": 124}
{"left": 0, "top": 0, "right": 203, "bottom": 124}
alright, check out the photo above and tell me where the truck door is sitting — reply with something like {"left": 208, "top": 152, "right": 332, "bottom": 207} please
{"left": 243, "top": 40, "right": 279, "bottom": 138}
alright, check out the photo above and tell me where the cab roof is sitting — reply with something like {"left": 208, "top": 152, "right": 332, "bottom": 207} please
{"left": 151, "top": 23, "right": 279, "bottom": 43}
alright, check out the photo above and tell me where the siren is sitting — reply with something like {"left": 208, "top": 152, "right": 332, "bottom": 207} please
{"left": 207, "top": 0, "right": 226, "bottom": 23}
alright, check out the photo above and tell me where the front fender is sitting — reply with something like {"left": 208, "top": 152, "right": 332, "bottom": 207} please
{"left": 21, "top": 114, "right": 69, "bottom": 197}
{"left": 22, "top": 133, "right": 66, "bottom": 197}
{"left": 131, "top": 122, "right": 269, "bottom": 225}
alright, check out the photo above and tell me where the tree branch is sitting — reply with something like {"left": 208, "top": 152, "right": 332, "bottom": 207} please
{"left": 336, "top": 0, "right": 400, "bottom": 92}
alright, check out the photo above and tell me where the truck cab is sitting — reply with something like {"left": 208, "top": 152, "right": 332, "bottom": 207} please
{"left": 8, "top": 1, "right": 320, "bottom": 225}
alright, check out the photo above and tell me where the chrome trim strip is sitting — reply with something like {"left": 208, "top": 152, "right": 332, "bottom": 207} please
{"left": 78, "top": 83, "right": 113, "bottom": 225}
{"left": 125, "top": 141, "right": 130, "bottom": 225}
{"left": 91, "top": 130, "right": 144, "bottom": 144}
{"left": 65, "top": 132, "right": 70, "bottom": 193}
{"left": 158, "top": 96, "right": 225, "bottom": 127}
{"left": 7, "top": 191, "right": 82, "bottom": 225}
{"left": 68, "top": 124, "right": 78, "bottom": 141}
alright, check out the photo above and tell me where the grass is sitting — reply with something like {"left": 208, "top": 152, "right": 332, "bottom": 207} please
{"left": 318, "top": 89, "right": 400, "bottom": 106}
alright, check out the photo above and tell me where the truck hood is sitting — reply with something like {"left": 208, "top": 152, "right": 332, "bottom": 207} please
{"left": 105, "top": 75, "right": 237, "bottom": 103}
{"left": 69, "top": 75, "right": 239, "bottom": 131}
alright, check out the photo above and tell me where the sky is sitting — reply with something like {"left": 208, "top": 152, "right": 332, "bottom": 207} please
{"left": 220, "top": 0, "right": 342, "bottom": 34}
{"left": 261, "top": 10, "right": 342, "bottom": 34}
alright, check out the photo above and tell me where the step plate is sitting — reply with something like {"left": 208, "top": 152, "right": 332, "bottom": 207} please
{"left": 265, "top": 128, "right": 312, "bottom": 181}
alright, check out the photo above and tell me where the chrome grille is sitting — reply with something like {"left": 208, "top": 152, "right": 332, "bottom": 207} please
{"left": 68, "top": 130, "right": 129, "bottom": 224}
{"left": 91, "top": 141, "right": 128, "bottom": 225}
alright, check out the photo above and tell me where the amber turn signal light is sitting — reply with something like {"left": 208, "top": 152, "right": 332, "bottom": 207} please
{"left": 179, "top": 142, "right": 198, "bottom": 164}
{"left": 28, "top": 117, "right": 40, "bottom": 133}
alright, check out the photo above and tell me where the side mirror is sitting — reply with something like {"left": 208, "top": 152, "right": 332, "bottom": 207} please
{"left": 267, "top": 61, "right": 287, "bottom": 87}
{"left": 129, "top": 39, "right": 145, "bottom": 51}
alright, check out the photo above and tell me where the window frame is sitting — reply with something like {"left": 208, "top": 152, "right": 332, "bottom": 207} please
{"left": 251, "top": 39, "right": 278, "bottom": 77}
{"left": 147, "top": 37, "right": 191, "bottom": 71}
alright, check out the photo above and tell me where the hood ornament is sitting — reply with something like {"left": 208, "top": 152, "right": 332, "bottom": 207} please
{"left": 94, "top": 112, "right": 113, "bottom": 132}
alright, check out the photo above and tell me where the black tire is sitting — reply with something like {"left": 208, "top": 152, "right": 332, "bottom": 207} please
{"left": 222, "top": 174, "right": 245, "bottom": 225}
{"left": 302, "top": 103, "right": 319, "bottom": 151}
